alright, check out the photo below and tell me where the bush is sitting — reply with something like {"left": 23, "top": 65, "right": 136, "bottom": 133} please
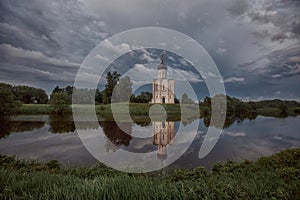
{"left": 50, "top": 92, "right": 71, "bottom": 115}
{"left": 0, "top": 88, "right": 22, "bottom": 115}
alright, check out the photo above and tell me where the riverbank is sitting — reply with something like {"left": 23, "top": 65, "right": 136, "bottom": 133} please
{"left": 12, "top": 103, "right": 300, "bottom": 118}
{"left": 1, "top": 148, "right": 299, "bottom": 199}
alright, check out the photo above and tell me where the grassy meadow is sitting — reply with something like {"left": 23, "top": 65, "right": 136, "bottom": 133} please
{"left": 13, "top": 103, "right": 300, "bottom": 121}
{"left": 0, "top": 148, "right": 299, "bottom": 199}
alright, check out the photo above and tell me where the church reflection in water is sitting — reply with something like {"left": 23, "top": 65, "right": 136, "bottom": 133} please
{"left": 99, "top": 120, "right": 175, "bottom": 162}
{"left": 152, "top": 121, "right": 174, "bottom": 161}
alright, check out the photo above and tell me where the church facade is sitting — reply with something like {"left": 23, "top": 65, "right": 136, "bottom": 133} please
{"left": 151, "top": 52, "right": 175, "bottom": 104}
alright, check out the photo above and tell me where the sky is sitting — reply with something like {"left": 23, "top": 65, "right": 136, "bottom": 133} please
{"left": 0, "top": 0, "right": 300, "bottom": 100}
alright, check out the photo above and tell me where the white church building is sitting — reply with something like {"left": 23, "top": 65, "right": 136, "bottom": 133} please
{"left": 151, "top": 52, "right": 175, "bottom": 104}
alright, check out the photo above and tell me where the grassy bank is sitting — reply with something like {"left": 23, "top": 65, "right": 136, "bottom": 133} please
{"left": 14, "top": 103, "right": 184, "bottom": 117}
{"left": 1, "top": 148, "right": 299, "bottom": 199}
{"left": 256, "top": 107, "right": 299, "bottom": 117}
{"left": 14, "top": 103, "right": 300, "bottom": 118}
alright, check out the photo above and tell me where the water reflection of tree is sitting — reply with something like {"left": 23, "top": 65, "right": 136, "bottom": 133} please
{"left": 99, "top": 121, "right": 133, "bottom": 151}
{"left": 49, "top": 114, "right": 101, "bottom": 133}
{"left": 0, "top": 117, "right": 12, "bottom": 138}
{"left": 134, "top": 121, "right": 151, "bottom": 127}
{"left": 202, "top": 112, "right": 257, "bottom": 129}
{"left": 48, "top": 114, "right": 75, "bottom": 133}
{"left": 0, "top": 116, "right": 45, "bottom": 138}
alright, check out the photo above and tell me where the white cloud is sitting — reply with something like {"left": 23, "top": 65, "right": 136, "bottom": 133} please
{"left": 168, "top": 56, "right": 175, "bottom": 62}
{"left": 273, "top": 136, "right": 282, "bottom": 141}
{"left": 223, "top": 130, "right": 246, "bottom": 137}
{"left": 222, "top": 77, "right": 245, "bottom": 83}
{"left": 123, "top": 63, "right": 203, "bottom": 90}
{"left": 101, "top": 39, "right": 131, "bottom": 55}
{"left": 272, "top": 74, "right": 281, "bottom": 78}
{"left": 172, "top": 68, "right": 203, "bottom": 83}
{"left": 216, "top": 47, "right": 227, "bottom": 54}
{"left": 179, "top": 58, "right": 188, "bottom": 66}
{"left": 95, "top": 54, "right": 109, "bottom": 62}
{"left": 139, "top": 49, "right": 159, "bottom": 63}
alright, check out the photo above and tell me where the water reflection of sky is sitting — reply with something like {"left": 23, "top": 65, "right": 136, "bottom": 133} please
{"left": 0, "top": 115, "right": 299, "bottom": 169}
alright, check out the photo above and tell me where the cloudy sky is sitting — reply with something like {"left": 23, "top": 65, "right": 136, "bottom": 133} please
{"left": 0, "top": 0, "right": 299, "bottom": 100}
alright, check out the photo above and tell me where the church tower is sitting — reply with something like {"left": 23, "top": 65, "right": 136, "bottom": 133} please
{"left": 151, "top": 51, "right": 175, "bottom": 104}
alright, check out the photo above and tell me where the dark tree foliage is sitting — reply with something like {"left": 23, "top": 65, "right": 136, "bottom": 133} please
{"left": 0, "top": 84, "right": 22, "bottom": 114}
{"left": 95, "top": 89, "right": 103, "bottom": 104}
{"left": 51, "top": 85, "right": 102, "bottom": 104}
{"left": 50, "top": 92, "right": 71, "bottom": 115}
{"left": 181, "top": 93, "right": 194, "bottom": 104}
{"left": 103, "top": 71, "right": 121, "bottom": 104}
{"left": 13, "top": 86, "right": 48, "bottom": 104}
{"left": 203, "top": 96, "right": 211, "bottom": 107}
{"left": 99, "top": 121, "right": 132, "bottom": 151}
{"left": 277, "top": 102, "right": 288, "bottom": 118}
{"left": 174, "top": 96, "right": 180, "bottom": 104}
{"left": 112, "top": 76, "right": 133, "bottom": 103}
{"left": 48, "top": 115, "right": 75, "bottom": 133}
{"left": 252, "top": 99, "right": 300, "bottom": 109}
{"left": 0, "top": 89, "right": 22, "bottom": 115}
{"left": 130, "top": 91, "right": 152, "bottom": 103}
{"left": 0, "top": 82, "right": 48, "bottom": 104}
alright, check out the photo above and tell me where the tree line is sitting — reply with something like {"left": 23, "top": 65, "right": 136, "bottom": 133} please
{"left": 1, "top": 70, "right": 300, "bottom": 116}
{"left": 199, "top": 94, "right": 300, "bottom": 120}
{"left": 0, "top": 83, "right": 48, "bottom": 114}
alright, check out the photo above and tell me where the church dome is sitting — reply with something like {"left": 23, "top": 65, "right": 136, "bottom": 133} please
{"left": 157, "top": 63, "right": 167, "bottom": 70}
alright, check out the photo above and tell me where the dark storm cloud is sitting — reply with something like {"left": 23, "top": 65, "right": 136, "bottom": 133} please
{"left": 238, "top": 44, "right": 300, "bottom": 79}
{"left": 266, "top": 45, "right": 300, "bottom": 78}
{"left": 227, "top": 0, "right": 249, "bottom": 16}
{"left": 237, "top": 0, "right": 300, "bottom": 42}
{"left": 0, "top": 0, "right": 107, "bottom": 61}
{"left": 0, "top": 0, "right": 299, "bottom": 99}
{"left": 0, "top": 0, "right": 107, "bottom": 92}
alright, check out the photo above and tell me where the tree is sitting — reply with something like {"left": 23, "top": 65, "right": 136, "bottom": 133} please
{"left": 51, "top": 86, "right": 72, "bottom": 104}
{"left": 0, "top": 88, "right": 21, "bottom": 115}
{"left": 12, "top": 85, "right": 48, "bottom": 104}
{"left": 112, "top": 76, "right": 133, "bottom": 103}
{"left": 95, "top": 89, "right": 103, "bottom": 104}
{"left": 130, "top": 91, "right": 152, "bottom": 103}
{"left": 103, "top": 71, "right": 121, "bottom": 104}
{"left": 278, "top": 102, "right": 288, "bottom": 118}
{"left": 203, "top": 96, "right": 211, "bottom": 107}
{"left": 50, "top": 92, "right": 71, "bottom": 115}
{"left": 174, "top": 95, "right": 180, "bottom": 104}
{"left": 72, "top": 88, "right": 96, "bottom": 104}
{"left": 181, "top": 93, "right": 194, "bottom": 104}
{"left": 65, "top": 86, "right": 74, "bottom": 96}
{"left": 52, "top": 86, "right": 64, "bottom": 94}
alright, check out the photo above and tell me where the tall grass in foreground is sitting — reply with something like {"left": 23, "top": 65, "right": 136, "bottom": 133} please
{"left": 1, "top": 148, "right": 299, "bottom": 199}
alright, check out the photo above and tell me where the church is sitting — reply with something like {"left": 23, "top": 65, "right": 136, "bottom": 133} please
{"left": 151, "top": 52, "right": 175, "bottom": 104}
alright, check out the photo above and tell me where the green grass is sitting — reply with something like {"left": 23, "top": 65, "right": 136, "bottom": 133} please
{"left": 12, "top": 104, "right": 300, "bottom": 120}
{"left": 14, "top": 103, "right": 187, "bottom": 118}
{"left": 16, "top": 104, "right": 51, "bottom": 114}
{"left": 1, "top": 148, "right": 299, "bottom": 199}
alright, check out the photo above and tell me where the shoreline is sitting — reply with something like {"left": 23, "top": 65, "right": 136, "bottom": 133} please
{"left": 1, "top": 148, "right": 299, "bottom": 199}
{"left": 7, "top": 103, "right": 300, "bottom": 118}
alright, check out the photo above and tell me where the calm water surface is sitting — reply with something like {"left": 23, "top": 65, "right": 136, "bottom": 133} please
{"left": 0, "top": 115, "right": 299, "bottom": 169}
